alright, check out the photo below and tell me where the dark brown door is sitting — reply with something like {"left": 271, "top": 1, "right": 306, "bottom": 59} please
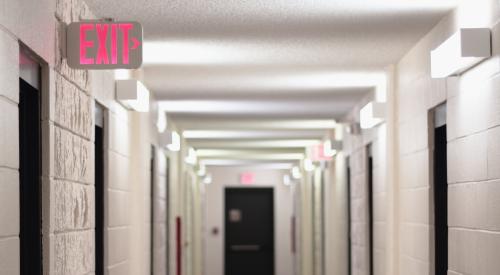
{"left": 225, "top": 188, "right": 274, "bottom": 275}
{"left": 434, "top": 124, "right": 448, "bottom": 274}
{"left": 19, "top": 78, "right": 42, "bottom": 275}
{"left": 94, "top": 103, "right": 104, "bottom": 275}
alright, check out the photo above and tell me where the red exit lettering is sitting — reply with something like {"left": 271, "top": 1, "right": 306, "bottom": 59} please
{"left": 80, "top": 23, "right": 139, "bottom": 65}
{"left": 67, "top": 21, "right": 143, "bottom": 69}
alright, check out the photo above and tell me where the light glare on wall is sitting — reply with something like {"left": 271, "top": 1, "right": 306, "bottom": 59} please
{"left": 116, "top": 79, "right": 150, "bottom": 112}
{"left": 360, "top": 102, "right": 385, "bottom": 129}
{"left": 431, "top": 28, "right": 491, "bottom": 78}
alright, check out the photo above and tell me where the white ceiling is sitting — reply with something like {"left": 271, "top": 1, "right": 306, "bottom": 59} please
{"left": 86, "top": 0, "right": 456, "bottom": 164}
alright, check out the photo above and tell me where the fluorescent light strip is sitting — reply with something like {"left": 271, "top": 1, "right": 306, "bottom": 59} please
{"left": 183, "top": 130, "right": 324, "bottom": 139}
{"left": 200, "top": 159, "right": 296, "bottom": 170}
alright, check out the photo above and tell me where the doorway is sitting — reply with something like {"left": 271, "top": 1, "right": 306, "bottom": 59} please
{"left": 366, "top": 144, "right": 374, "bottom": 275}
{"left": 19, "top": 52, "right": 42, "bottom": 275}
{"left": 94, "top": 103, "right": 105, "bottom": 275}
{"left": 433, "top": 104, "right": 448, "bottom": 275}
{"left": 225, "top": 188, "right": 274, "bottom": 275}
{"left": 346, "top": 157, "right": 352, "bottom": 275}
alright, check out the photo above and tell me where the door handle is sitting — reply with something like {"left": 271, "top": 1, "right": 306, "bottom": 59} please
{"left": 230, "top": 245, "right": 261, "bottom": 252}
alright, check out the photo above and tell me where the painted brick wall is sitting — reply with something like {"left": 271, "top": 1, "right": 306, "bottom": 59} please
{"left": 0, "top": 27, "right": 21, "bottom": 275}
{"left": 395, "top": 1, "right": 500, "bottom": 274}
{"left": 342, "top": 99, "right": 389, "bottom": 275}
{"left": 0, "top": 0, "right": 176, "bottom": 274}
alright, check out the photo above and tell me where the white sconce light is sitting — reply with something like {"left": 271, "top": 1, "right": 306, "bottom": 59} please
{"left": 323, "top": 139, "right": 343, "bottom": 157}
{"left": 291, "top": 166, "right": 302, "bottom": 179}
{"left": 346, "top": 122, "right": 361, "bottom": 135}
{"left": 431, "top": 28, "right": 491, "bottom": 78}
{"left": 185, "top": 147, "right": 197, "bottom": 165}
{"left": 157, "top": 112, "right": 167, "bottom": 133}
{"left": 283, "top": 174, "right": 291, "bottom": 186}
{"left": 304, "top": 158, "right": 315, "bottom": 172}
{"left": 360, "top": 102, "right": 385, "bottom": 129}
{"left": 166, "top": 131, "right": 181, "bottom": 152}
{"left": 203, "top": 174, "right": 212, "bottom": 185}
{"left": 197, "top": 164, "right": 206, "bottom": 177}
{"left": 116, "top": 79, "right": 150, "bottom": 112}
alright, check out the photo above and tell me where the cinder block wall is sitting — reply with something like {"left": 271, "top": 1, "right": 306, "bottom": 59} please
{"left": 0, "top": 0, "right": 178, "bottom": 274}
{"left": 0, "top": 25, "right": 21, "bottom": 275}
{"left": 342, "top": 97, "right": 390, "bottom": 275}
{"left": 395, "top": 0, "right": 500, "bottom": 274}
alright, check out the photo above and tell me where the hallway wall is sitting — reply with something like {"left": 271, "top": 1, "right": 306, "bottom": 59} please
{"left": 395, "top": 0, "right": 500, "bottom": 274}
{"left": 0, "top": 0, "right": 179, "bottom": 274}
{"left": 0, "top": 22, "right": 21, "bottom": 275}
{"left": 343, "top": 104, "right": 390, "bottom": 275}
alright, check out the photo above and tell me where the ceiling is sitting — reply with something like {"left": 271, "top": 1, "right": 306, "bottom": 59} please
{"left": 86, "top": 0, "right": 456, "bottom": 167}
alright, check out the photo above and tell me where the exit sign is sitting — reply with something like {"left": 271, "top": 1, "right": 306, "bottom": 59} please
{"left": 66, "top": 21, "right": 143, "bottom": 69}
{"left": 240, "top": 172, "right": 255, "bottom": 185}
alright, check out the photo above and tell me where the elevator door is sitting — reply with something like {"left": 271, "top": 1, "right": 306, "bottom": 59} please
{"left": 19, "top": 78, "right": 42, "bottom": 275}
{"left": 225, "top": 188, "right": 274, "bottom": 275}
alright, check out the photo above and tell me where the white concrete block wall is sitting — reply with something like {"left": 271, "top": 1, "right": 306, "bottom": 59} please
{"left": 0, "top": 32, "right": 21, "bottom": 275}
{"left": 341, "top": 95, "right": 390, "bottom": 275}
{"left": 0, "top": 0, "right": 179, "bottom": 274}
{"left": 0, "top": 26, "right": 20, "bottom": 274}
{"left": 395, "top": 1, "right": 500, "bottom": 275}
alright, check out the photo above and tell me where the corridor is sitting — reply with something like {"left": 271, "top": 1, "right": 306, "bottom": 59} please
{"left": 1, "top": 0, "right": 500, "bottom": 274}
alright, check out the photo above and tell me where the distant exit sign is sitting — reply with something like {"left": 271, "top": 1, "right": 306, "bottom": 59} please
{"left": 66, "top": 21, "right": 143, "bottom": 69}
{"left": 240, "top": 172, "right": 255, "bottom": 185}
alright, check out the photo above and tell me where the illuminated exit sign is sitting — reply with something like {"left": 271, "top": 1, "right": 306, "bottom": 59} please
{"left": 66, "top": 21, "right": 143, "bottom": 69}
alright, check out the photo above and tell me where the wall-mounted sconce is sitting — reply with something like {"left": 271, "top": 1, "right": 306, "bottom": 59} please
{"left": 116, "top": 79, "right": 150, "bottom": 112}
{"left": 303, "top": 158, "right": 315, "bottom": 172}
{"left": 291, "top": 166, "right": 302, "bottom": 179}
{"left": 185, "top": 147, "right": 197, "bottom": 165}
{"left": 157, "top": 112, "right": 167, "bottom": 133}
{"left": 360, "top": 102, "right": 385, "bottom": 129}
{"left": 346, "top": 122, "right": 361, "bottom": 135}
{"left": 431, "top": 28, "right": 491, "bottom": 78}
{"left": 203, "top": 174, "right": 212, "bottom": 185}
{"left": 160, "top": 130, "right": 182, "bottom": 152}
{"left": 283, "top": 174, "right": 291, "bottom": 186}
{"left": 197, "top": 164, "right": 206, "bottom": 177}
{"left": 166, "top": 131, "right": 181, "bottom": 152}
{"left": 323, "top": 139, "right": 343, "bottom": 157}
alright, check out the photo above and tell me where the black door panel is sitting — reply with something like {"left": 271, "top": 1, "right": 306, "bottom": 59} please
{"left": 225, "top": 188, "right": 274, "bottom": 275}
